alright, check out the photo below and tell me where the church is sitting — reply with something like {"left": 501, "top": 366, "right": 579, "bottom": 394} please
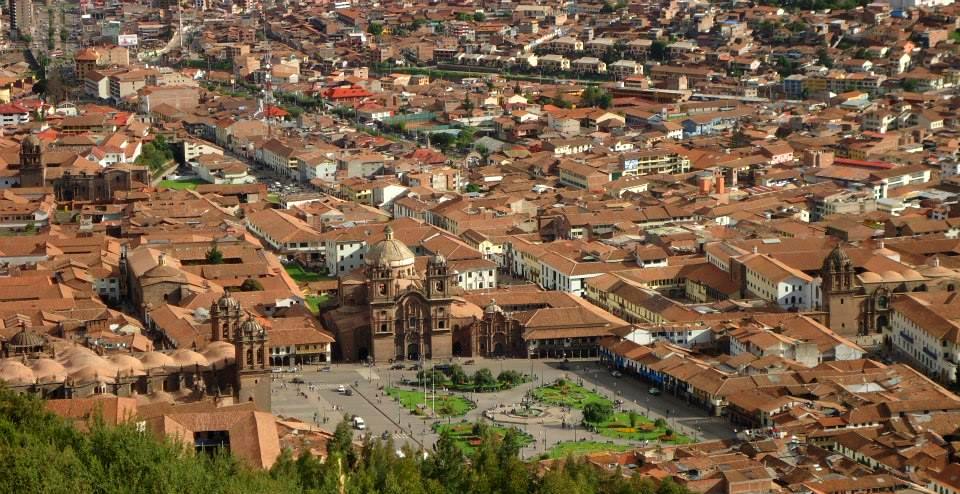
{"left": 325, "top": 226, "right": 630, "bottom": 362}
{"left": 18, "top": 134, "right": 149, "bottom": 202}
{"left": 819, "top": 245, "right": 960, "bottom": 342}
{"left": 326, "top": 226, "right": 473, "bottom": 362}
{"left": 0, "top": 292, "right": 272, "bottom": 412}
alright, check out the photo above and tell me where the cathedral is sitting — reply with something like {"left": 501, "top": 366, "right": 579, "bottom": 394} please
{"left": 325, "top": 226, "right": 630, "bottom": 362}
{"left": 329, "top": 226, "right": 466, "bottom": 362}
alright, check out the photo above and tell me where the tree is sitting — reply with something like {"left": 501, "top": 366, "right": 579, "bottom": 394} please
{"left": 583, "top": 402, "right": 614, "bottom": 424}
{"left": 901, "top": 79, "right": 919, "bottom": 92}
{"left": 448, "top": 364, "right": 469, "bottom": 385}
{"left": 330, "top": 414, "right": 355, "bottom": 458}
{"left": 651, "top": 40, "right": 668, "bottom": 61}
{"left": 456, "top": 12, "right": 472, "bottom": 21}
{"left": 628, "top": 410, "right": 639, "bottom": 428}
{"left": 654, "top": 417, "right": 668, "bottom": 429}
{"left": 473, "top": 368, "right": 497, "bottom": 388}
{"left": 497, "top": 370, "right": 524, "bottom": 387}
{"left": 473, "top": 12, "right": 486, "bottom": 22}
{"left": 205, "top": 244, "right": 224, "bottom": 264}
{"left": 239, "top": 278, "right": 263, "bottom": 291}
{"left": 581, "top": 86, "right": 612, "bottom": 109}
{"left": 600, "top": 2, "right": 615, "bottom": 13}
{"left": 817, "top": 47, "right": 834, "bottom": 69}
{"left": 367, "top": 23, "right": 384, "bottom": 36}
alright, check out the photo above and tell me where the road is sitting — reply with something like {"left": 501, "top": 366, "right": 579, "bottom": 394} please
{"left": 271, "top": 358, "right": 735, "bottom": 458}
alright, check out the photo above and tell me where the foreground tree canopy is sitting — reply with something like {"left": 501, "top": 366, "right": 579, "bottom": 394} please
{"left": 0, "top": 389, "right": 701, "bottom": 494}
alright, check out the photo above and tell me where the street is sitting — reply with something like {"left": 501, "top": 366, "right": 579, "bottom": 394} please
{"left": 271, "top": 358, "right": 735, "bottom": 458}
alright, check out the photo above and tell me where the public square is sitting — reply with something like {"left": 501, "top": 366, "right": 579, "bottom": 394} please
{"left": 272, "top": 358, "right": 736, "bottom": 458}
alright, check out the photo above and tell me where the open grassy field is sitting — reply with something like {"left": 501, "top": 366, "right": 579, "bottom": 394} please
{"left": 158, "top": 178, "right": 205, "bottom": 190}
{"left": 284, "top": 265, "right": 334, "bottom": 284}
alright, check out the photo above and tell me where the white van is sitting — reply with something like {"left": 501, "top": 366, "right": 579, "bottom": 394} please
{"left": 352, "top": 416, "right": 366, "bottom": 430}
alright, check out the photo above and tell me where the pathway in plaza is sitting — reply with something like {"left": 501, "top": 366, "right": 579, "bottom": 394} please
{"left": 271, "top": 358, "right": 735, "bottom": 459}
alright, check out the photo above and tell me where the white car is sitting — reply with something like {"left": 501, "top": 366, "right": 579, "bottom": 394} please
{"left": 337, "top": 384, "right": 346, "bottom": 393}
{"left": 352, "top": 416, "right": 366, "bottom": 430}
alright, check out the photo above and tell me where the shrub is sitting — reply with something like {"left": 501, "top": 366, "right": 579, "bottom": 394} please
{"left": 583, "top": 402, "right": 614, "bottom": 424}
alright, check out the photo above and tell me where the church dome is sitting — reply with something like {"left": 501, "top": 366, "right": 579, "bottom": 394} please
{"left": 0, "top": 360, "right": 35, "bottom": 385}
{"left": 484, "top": 299, "right": 503, "bottom": 314}
{"left": 365, "top": 225, "right": 415, "bottom": 268}
{"left": 240, "top": 317, "right": 264, "bottom": 335}
{"left": 9, "top": 326, "right": 44, "bottom": 349}
{"left": 22, "top": 135, "right": 41, "bottom": 151}
{"left": 216, "top": 290, "right": 241, "bottom": 311}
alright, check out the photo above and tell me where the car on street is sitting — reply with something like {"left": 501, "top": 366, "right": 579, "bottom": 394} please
{"left": 352, "top": 416, "right": 365, "bottom": 430}
{"left": 648, "top": 387, "right": 662, "bottom": 396}
{"left": 610, "top": 370, "right": 623, "bottom": 378}
{"left": 319, "top": 366, "right": 332, "bottom": 372}
{"left": 408, "top": 364, "right": 421, "bottom": 371}
{"left": 290, "top": 377, "right": 305, "bottom": 384}
{"left": 343, "top": 389, "right": 353, "bottom": 396}
{"left": 337, "top": 384, "right": 346, "bottom": 393}
{"left": 390, "top": 363, "right": 405, "bottom": 370}
{"left": 464, "top": 359, "right": 475, "bottom": 365}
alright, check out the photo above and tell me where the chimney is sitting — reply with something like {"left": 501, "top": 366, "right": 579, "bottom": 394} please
{"left": 716, "top": 176, "right": 726, "bottom": 194}
{"left": 158, "top": 253, "right": 166, "bottom": 266}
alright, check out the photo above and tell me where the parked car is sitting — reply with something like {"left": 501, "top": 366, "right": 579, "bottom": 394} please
{"left": 610, "top": 370, "right": 623, "bottom": 378}
{"left": 648, "top": 387, "right": 662, "bottom": 396}
{"left": 344, "top": 389, "right": 353, "bottom": 396}
{"left": 319, "top": 366, "right": 332, "bottom": 372}
{"left": 390, "top": 363, "right": 405, "bottom": 370}
{"left": 337, "top": 384, "right": 346, "bottom": 393}
{"left": 290, "top": 377, "right": 305, "bottom": 384}
{"left": 464, "top": 359, "right": 475, "bottom": 365}
{"left": 408, "top": 364, "right": 422, "bottom": 371}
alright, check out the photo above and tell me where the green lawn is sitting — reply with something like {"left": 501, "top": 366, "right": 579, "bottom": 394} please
{"left": 305, "top": 294, "right": 330, "bottom": 313}
{"left": 385, "top": 387, "right": 474, "bottom": 417}
{"left": 434, "top": 422, "right": 532, "bottom": 455}
{"left": 531, "top": 379, "right": 612, "bottom": 409}
{"left": 588, "top": 412, "right": 692, "bottom": 444}
{"left": 546, "top": 441, "right": 633, "bottom": 459}
{"left": 284, "top": 264, "right": 334, "bottom": 284}
{"left": 159, "top": 178, "right": 206, "bottom": 190}
{"left": 266, "top": 193, "right": 281, "bottom": 204}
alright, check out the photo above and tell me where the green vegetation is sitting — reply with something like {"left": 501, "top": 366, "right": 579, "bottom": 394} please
{"left": 433, "top": 421, "right": 531, "bottom": 455}
{"left": 583, "top": 402, "right": 615, "bottom": 424}
{"left": 415, "top": 365, "right": 529, "bottom": 392}
{"left": 0, "top": 388, "right": 705, "bottom": 494}
{"left": 136, "top": 135, "right": 175, "bottom": 172}
{"left": 531, "top": 379, "right": 613, "bottom": 409}
{"left": 585, "top": 412, "right": 692, "bottom": 444}
{"left": 205, "top": 244, "right": 224, "bottom": 265}
{"left": 266, "top": 193, "right": 281, "bottom": 204}
{"left": 546, "top": 441, "right": 633, "bottom": 459}
{"left": 580, "top": 86, "right": 612, "bottom": 109}
{"left": 159, "top": 178, "right": 204, "bottom": 190}
{"left": 368, "top": 22, "right": 384, "bottom": 36}
{"left": 385, "top": 387, "right": 475, "bottom": 417}
{"left": 305, "top": 294, "right": 330, "bottom": 313}
{"left": 284, "top": 264, "right": 334, "bottom": 284}
{"left": 240, "top": 278, "right": 264, "bottom": 292}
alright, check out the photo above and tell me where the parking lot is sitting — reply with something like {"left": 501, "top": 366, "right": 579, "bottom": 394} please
{"left": 271, "top": 358, "right": 736, "bottom": 458}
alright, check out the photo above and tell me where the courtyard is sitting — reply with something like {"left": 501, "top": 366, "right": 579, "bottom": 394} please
{"left": 270, "top": 358, "right": 735, "bottom": 459}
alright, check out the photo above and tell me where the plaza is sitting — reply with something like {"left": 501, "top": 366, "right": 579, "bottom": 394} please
{"left": 271, "top": 357, "right": 736, "bottom": 458}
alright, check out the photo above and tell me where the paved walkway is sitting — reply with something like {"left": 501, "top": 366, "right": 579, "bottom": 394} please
{"left": 271, "top": 358, "right": 735, "bottom": 458}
